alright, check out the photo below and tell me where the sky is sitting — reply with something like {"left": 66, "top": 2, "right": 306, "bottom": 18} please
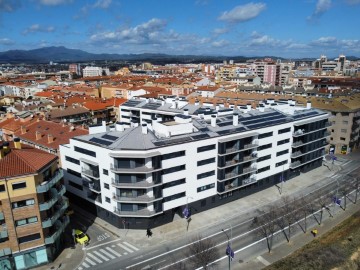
{"left": 0, "top": 0, "right": 359, "bottom": 58}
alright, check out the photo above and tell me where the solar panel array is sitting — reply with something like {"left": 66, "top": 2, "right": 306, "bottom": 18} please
{"left": 191, "top": 134, "right": 210, "bottom": 140}
{"left": 89, "top": 137, "right": 113, "bottom": 146}
{"left": 217, "top": 127, "right": 246, "bottom": 136}
{"left": 293, "top": 111, "right": 319, "bottom": 120}
{"left": 102, "top": 134, "right": 119, "bottom": 141}
{"left": 122, "top": 100, "right": 142, "bottom": 107}
{"left": 142, "top": 103, "right": 161, "bottom": 110}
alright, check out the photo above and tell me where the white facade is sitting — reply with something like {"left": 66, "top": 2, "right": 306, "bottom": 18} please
{"left": 82, "top": 66, "right": 103, "bottom": 77}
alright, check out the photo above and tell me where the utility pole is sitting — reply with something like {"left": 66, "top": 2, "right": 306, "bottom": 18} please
{"left": 221, "top": 224, "right": 234, "bottom": 270}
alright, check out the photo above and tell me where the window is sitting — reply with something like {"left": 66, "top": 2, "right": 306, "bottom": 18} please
{"left": 105, "top": 197, "right": 110, "bottom": 203}
{"left": 163, "top": 192, "right": 186, "bottom": 202}
{"left": 278, "top": 127, "right": 291, "bottom": 134}
{"left": 340, "top": 137, "right": 346, "bottom": 141}
{"left": 257, "top": 154, "right": 271, "bottom": 162}
{"left": 68, "top": 180, "right": 83, "bottom": 191}
{"left": 343, "top": 120, "right": 348, "bottom": 125}
{"left": 276, "top": 160, "right": 288, "bottom": 167}
{"left": 258, "top": 143, "right": 272, "bottom": 151}
{"left": 103, "top": 169, "right": 108, "bottom": 175}
{"left": 0, "top": 184, "right": 5, "bottom": 192}
{"left": 197, "top": 183, "right": 215, "bottom": 192}
{"left": 163, "top": 150, "right": 185, "bottom": 160}
{"left": 163, "top": 165, "right": 185, "bottom": 175}
{"left": 341, "top": 129, "right": 347, "bottom": 133}
{"left": 257, "top": 166, "right": 270, "bottom": 173}
{"left": 65, "top": 156, "right": 80, "bottom": 165}
{"left": 277, "top": 139, "right": 290, "bottom": 146}
{"left": 197, "top": 170, "right": 215, "bottom": 180}
{"left": 74, "top": 146, "right": 96, "bottom": 157}
{"left": 163, "top": 178, "right": 186, "bottom": 188}
{"left": 197, "top": 157, "right": 216, "bottom": 166}
{"left": 258, "top": 132, "right": 273, "bottom": 139}
{"left": 15, "top": 216, "right": 38, "bottom": 227}
{"left": 18, "top": 233, "right": 41, "bottom": 244}
{"left": 276, "top": 149, "right": 289, "bottom": 157}
{"left": 104, "top": 183, "right": 109, "bottom": 189}
{"left": 12, "top": 182, "right": 26, "bottom": 190}
{"left": 67, "top": 168, "right": 81, "bottom": 177}
{"left": 12, "top": 199, "right": 35, "bottom": 209}
{"left": 197, "top": 144, "right": 216, "bottom": 153}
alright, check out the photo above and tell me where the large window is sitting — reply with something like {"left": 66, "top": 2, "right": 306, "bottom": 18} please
{"left": 12, "top": 182, "right": 27, "bottom": 190}
{"left": 0, "top": 184, "right": 5, "bottom": 192}
{"left": 68, "top": 180, "right": 83, "bottom": 191}
{"left": 278, "top": 127, "right": 291, "bottom": 134}
{"left": 197, "top": 144, "right": 216, "bottom": 153}
{"left": 197, "top": 183, "right": 215, "bottom": 192}
{"left": 15, "top": 216, "right": 38, "bottom": 227}
{"left": 276, "top": 160, "right": 288, "bottom": 167}
{"left": 74, "top": 146, "right": 96, "bottom": 157}
{"left": 257, "top": 154, "right": 271, "bottom": 162}
{"left": 276, "top": 149, "right": 289, "bottom": 157}
{"left": 258, "top": 143, "right": 272, "bottom": 151}
{"left": 197, "top": 170, "right": 215, "bottom": 180}
{"left": 277, "top": 139, "right": 290, "bottom": 146}
{"left": 163, "top": 178, "right": 186, "bottom": 188}
{"left": 258, "top": 132, "right": 273, "bottom": 139}
{"left": 12, "top": 199, "right": 35, "bottom": 209}
{"left": 163, "top": 165, "right": 185, "bottom": 175}
{"left": 257, "top": 166, "right": 270, "bottom": 173}
{"left": 163, "top": 151, "right": 185, "bottom": 160}
{"left": 163, "top": 192, "right": 186, "bottom": 202}
{"left": 197, "top": 157, "right": 216, "bottom": 166}
{"left": 65, "top": 156, "right": 80, "bottom": 165}
{"left": 67, "top": 168, "right": 81, "bottom": 178}
{"left": 18, "top": 233, "right": 41, "bottom": 244}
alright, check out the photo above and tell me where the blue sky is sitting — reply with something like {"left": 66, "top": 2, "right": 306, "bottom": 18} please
{"left": 0, "top": 0, "right": 359, "bottom": 58}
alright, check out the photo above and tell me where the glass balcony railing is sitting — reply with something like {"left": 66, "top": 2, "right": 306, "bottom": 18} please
{"left": 82, "top": 169, "right": 100, "bottom": 179}
{"left": 39, "top": 185, "right": 66, "bottom": 211}
{"left": 44, "top": 216, "right": 70, "bottom": 245}
{"left": 42, "top": 200, "right": 69, "bottom": 229}
{"left": 37, "top": 170, "right": 64, "bottom": 193}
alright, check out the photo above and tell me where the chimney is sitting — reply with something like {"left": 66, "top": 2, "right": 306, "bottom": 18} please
{"left": 306, "top": 101, "right": 312, "bottom": 109}
{"left": 141, "top": 123, "right": 148, "bottom": 134}
{"left": 195, "top": 99, "right": 199, "bottom": 106}
{"left": 116, "top": 122, "right": 124, "bottom": 132}
{"left": 216, "top": 104, "right": 219, "bottom": 111}
{"left": 48, "top": 134, "right": 54, "bottom": 144}
{"left": 21, "top": 125, "right": 27, "bottom": 134}
{"left": 3, "top": 141, "right": 10, "bottom": 153}
{"left": 233, "top": 113, "right": 239, "bottom": 126}
{"left": 0, "top": 145, "right": 4, "bottom": 159}
{"left": 14, "top": 137, "right": 21, "bottom": 149}
{"left": 184, "top": 109, "right": 189, "bottom": 116}
{"left": 36, "top": 131, "right": 42, "bottom": 140}
{"left": 259, "top": 105, "right": 265, "bottom": 112}
{"left": 69, "top": 125, "right": 75, "bottom": 132}
{"left": 211, "top": 115, "right": 216, "bottom": 127}
{"left": 246, "top": 104, "right": 251, "bottom": 110}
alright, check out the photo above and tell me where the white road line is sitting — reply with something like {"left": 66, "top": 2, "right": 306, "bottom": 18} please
{"left": 123, "top": 241, "right": 139, "bottom": 251}
{"left": 99, "top": 248, "right": 116, "bottom": 259}
{"left": 86, "top": 238, "right": 124, "bottom": 250}
{"left": 257, "top": 256, "right": 271, "bottom": 266}
{"left": 106, "top": 246, "right": 122, "bottom": 257}
{"left": 78, "top": 267, "right": 83, "bottom": 270}
{"left": 84, "top": 257, "right": 96, "bottom": 266}
{"left": 82, "top": 262, "right": 90, "bottom": 268}
{"left": 87, "top": 252, "right": 103, "bottom": 263}
{"left": 93, "top": 250, "right": 110, "bottom": 261}
{"left": 117, "top": 243, "right": 134, "bottom": 253}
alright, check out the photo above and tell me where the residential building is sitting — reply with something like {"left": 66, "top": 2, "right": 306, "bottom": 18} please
{"left": 60, "top": 99, "right": 329, "bottom": 229}
{"left": 0, "top": 140, "right": 68, "bottom": 269}
{"left": 82, "top": 66, "right": 103, "bottom": 78}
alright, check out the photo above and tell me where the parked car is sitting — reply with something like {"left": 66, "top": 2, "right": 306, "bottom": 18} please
{"left": 74, "top": 229, "right": 89, "bottom": 245}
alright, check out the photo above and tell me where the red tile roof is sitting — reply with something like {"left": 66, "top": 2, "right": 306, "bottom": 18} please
{"left": 0, "top": 142, "right": 57, "bottom": 178}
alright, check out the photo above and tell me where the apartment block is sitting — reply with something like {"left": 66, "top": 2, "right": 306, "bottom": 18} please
{"left": 60, "top": 98, "right": 329, "bottom": 230}
{"left": 0, "top": 139, "right": 68, "bottom": 270}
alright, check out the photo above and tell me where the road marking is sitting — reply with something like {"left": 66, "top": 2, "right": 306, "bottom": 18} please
{"left": 123, "top": 241, "right": 139, "bottom": 251}
{"left": 78, "top": 267, "right": 83, "bottom": 270}
{"left": 257, "top": 256, "right": 271, "bottom": 266}
{"left": 93, "top": 250, "right": 110, "bottom": 261}
{"left": 117, "top": 243, "right": 134, "bottom": 253}
{"left": 86, "top": 238, "right": 125, "bottom": 250}
{"left": 84, "top": 257, "right": 96, "bottom": 266}
{"left": 87, "top": 252, "right": 102, "bottom": 263}
{"left": 106, "top": 246, "right": 122, "bottom": 257}
{"left": 82, "top": 262, "right": 90, "bottom": 268}
{"left": 99, "top": 248, "right": 116, "bottom": 259}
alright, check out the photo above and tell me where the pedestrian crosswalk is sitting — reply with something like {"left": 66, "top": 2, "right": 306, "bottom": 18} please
{"left": 77, "top": 241, "right": 140, "bottom": 269}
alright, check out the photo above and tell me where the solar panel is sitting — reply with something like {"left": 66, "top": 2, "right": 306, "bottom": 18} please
{"left": 89, "top": 137, "right": 113, "bottom": 146}
{"left": 191, "top": 134, "right": 210, "bottom": 140}
{"left": 102, "top": 134, "right": 119, "bottom": 141}
{"left": 293, "top": 111, "right": 319, "bottom": 119}
{"left": 153, "top": 136, "right": 193, "bottom": 146}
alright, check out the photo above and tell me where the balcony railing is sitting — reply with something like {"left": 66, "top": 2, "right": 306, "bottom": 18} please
{"left": 110, "top": 164, "right": 161, "bottom": 174}
{"left": 112, "top": 193, "right": 162, "bottom": 203}
{"left": 39, "top": 185, "right": 66, "bottom": 211}
{"left": 290, "top": 161, "right": 302, "bottom": 169}
{"left": 224, "top": 142, "right": 258, "bottom": 154}
{"left": 291, "top": 151, "right": 303, "bottom": 158}
{"left": 292, "top": 141, "right": 303, "bottom": 147}
{"left": 89, "top": 183, "right": 101, "bottom": 193}
{"left": 82, "top": 169, "right": 100, "bottom": 179}
{"left": 114, "top": 207, "right": 162, "bottom": 217}
{"left": 42, "top": 200, "right": 69, "bottom": 229}
{"left": 37, "top": 170, "right": 64, "bottom": 193}
{"left": 111, "top": 178, "right": 161, "bottom": 188}
{"left": 44, "top": 216, "right": 70, "bottom": 245}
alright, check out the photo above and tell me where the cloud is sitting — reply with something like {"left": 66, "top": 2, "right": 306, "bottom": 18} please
{"left": 93, "top": 0, "right": 112, "bottom": 9}
{"left": 218, "top": 2, "right": 266, "bottom": 23}
{"left": 344, "top": 0, "right": 360, "bottom": 4}
{"left": 38, "top": 0, "right": 73, "bottom": 5}
{"left": 23, "top": 24, "right": 55, "bottom": 35}
{"left": 0, "top": 0, "right": 21, "bottom": 12}
{"left": 310, "top": 36, "right": 337, "bottom": 46}
{"left": 308, "top": 0, "right": 331, "bottom": 20}
{"left": 212, "top": 39, "right": 229, "bottom": 48}
{"left": 249, "top": 31, "right": 290, "bottom": 47}
{"left": 286, "top": 43, "right": 311, "bottom": 49}
{"left": 0, "top": 38, "right": 15, "bottom": 45}
{"left": 212, "top": 27, "right": 229, "bottom": 36}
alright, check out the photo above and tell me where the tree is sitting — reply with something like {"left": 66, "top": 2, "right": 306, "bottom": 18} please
{"left": 184, "top": 235, "right": 219, "bottom": 270}
{"left": 252, "top": 206, "right": 278, "bottom": 253}
{"left": 297, "top": 195, "right": 311, "bottom": 233}
{"left": 313, "top": 189, "right": 330, "bottom": 224}
{"left": 278, "top": 196, "right": 298, "bottom": 242}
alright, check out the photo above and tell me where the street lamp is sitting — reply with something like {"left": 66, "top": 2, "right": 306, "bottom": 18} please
{"left": 221, "top": 224, "right": 234, "bottom": 270}
{"left": 332, "top": 179, "right": 340, "bottom": 216}
{"left": 183, "top": 196, "right": 193, "bottom": 219}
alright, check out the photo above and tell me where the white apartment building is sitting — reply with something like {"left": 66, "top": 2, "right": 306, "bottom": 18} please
{"left": 82, "top": 66, "right": 103, "bottom": 77}
{"left": 60, "top": 99, "right": 330, "bottom": 229}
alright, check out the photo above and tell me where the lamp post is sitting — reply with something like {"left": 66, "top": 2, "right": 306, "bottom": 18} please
{"left": 333, "top": 179, "right": 340, "bottom": 216}
{"left": 221, "top": 224, "right": 233, "bottom": 270}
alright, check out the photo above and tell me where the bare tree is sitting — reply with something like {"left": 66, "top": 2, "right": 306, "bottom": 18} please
{"left": 252, "top": 206, "right": 278, "bottom": 253}
{"left": 297, "top": 195, "right": 311, "bottom": 233}
{"left": 279, "top": 196, "right": 298, "bottom": 242}
{"left": 184, "top": 235, "right": 219, "bottom": 270}
{"left": 339, "top": 183, "right": 352, "bottom": 210}
{"left": 313, "top": 189, "right": 330, "bottom": 224}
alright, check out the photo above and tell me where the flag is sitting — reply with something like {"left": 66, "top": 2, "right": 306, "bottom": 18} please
{"left": 183, "top": 207, "right": 190, "bottom": 219}
{"left": 226, "top": 244, "right": 234, "bottom": 260}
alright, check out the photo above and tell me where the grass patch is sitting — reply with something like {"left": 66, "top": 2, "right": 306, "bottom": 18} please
{"left": 265, "top": 210, "right": 360, "bottom": 270}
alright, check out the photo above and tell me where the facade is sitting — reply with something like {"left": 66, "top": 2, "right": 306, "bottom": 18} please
{"left": 82, "top": 66, "right": 103, "bottom": 77}
{"left": 60, "top": 98, "right": 329, "bottom": 230}
{"left": 0, "top": 139, "right": 68, "bottom": 270}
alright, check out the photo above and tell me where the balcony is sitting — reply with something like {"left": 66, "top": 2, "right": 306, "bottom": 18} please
{"left": 39, "top": 185, "right": 66, "bottom": 211}
{"left": 37, "top": 170, "right": 64, "bottom": 193}
{"left": 291, "top": 151, "right": 303, "bottom": 158}
{"left": 293, "top": 126, "right": 327, "bottom": 137}
{"left": 112, "top": 193, "right": 162, "bottom": 203}
{"left": 292, "top": 141, "right": 303, "bottom": 148}
{"left": 82, "top": 169, "right": 100, "bottom": 179}
{"left": 223, "top": 143, "right": 258, "bottom": 155}
{"left": 111, "top": 178, "right": 161, "bottom": 188}
{"left": 114, "top": 207, "right": 162, "bottom": 217}
{"left": 110, "top": 164, "right": 161, "bottom": 174}
{"left": 290, "top": 161, "right": 302, "bottom": 169}
{"left": 89, "top": 183, "right": 101, "bottom": 193}
{"left": 222, "top": 166, "right": 257, "bottom": 181}
{"left": 44, "top": 216, "right": 70, "bottom": 245}
{"left": 324, "top": 131, "right": 331, "bottom": 137}
{"left": 42, "top": 200, "right": 69, "bottom": 229}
